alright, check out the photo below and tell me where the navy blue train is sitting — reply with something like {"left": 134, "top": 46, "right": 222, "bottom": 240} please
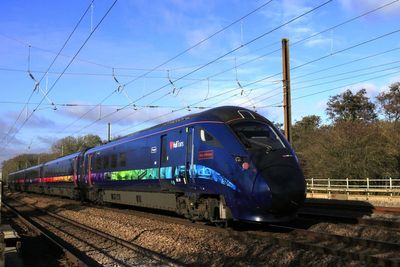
{"left": 8, "top": 106, "right": 306, "bottom": 223}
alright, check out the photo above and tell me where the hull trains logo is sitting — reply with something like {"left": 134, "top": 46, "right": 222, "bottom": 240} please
{"left": 169, "top": 140, "right": 184, "bottom": 150}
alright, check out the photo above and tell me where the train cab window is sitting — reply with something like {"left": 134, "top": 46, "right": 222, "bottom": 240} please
{"left": 200, "top": 129, "right": 213, "bottom": 141}
{"left": 96, "top": 157, "right": 102, "bottom": 170}
{"left": 103, "top": 156, "right": 109, "bottom": 169}
{"left": 119, "top": 152, "right": 126, "bottom": 167}
{"left": 232, "top": 122, "right": 286, "bottom": 150}
{"left": 199, "top": 128, "right": 223, "bottom": 147}
{"left": 111, "top": 154, "right": 117, "bottom": 168}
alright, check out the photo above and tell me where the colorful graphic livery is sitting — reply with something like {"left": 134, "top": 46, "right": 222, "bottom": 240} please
{"left": 8, "top": 106, "right": 306, "bottom": 223}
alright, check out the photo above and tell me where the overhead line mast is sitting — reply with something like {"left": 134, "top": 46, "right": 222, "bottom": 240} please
{"left": 282, "top": 38, "right": 292, "bottom": 143}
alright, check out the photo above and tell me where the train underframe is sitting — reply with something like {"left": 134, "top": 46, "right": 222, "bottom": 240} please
{"left": 12, "top": 182, "right": 233, "bottom": 223}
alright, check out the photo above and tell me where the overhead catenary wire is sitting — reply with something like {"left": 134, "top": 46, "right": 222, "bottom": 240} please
{"left": 244, "top": 26, "right": 400, "bottom": 89}
{"left": 0, "top": 32, "right": 113, "bottom": 70}
{"left": 165, "top": 0, "right": 400, "bottom": 95}
{"left": 245, "top": 63, "right": 400, "bottom": 108}
{"left": 121, "top": 0, "right": 275, "bottom": 87}
{"left": 3, "top": 0, "right": 118, "bottom": 149}
{"left": 54, "top": 0, "right": 279, "bottom": 136}
{"left": 292, "top": 46, "right": 400, "bottom": 81}
{"left": 0, "top": 67, "right": 267, "bottom": 82}
{"left": 254, "top": 68, "right": 400, "bottom": 110}
{"left": 85, "top": 38, "right": 400, "bottom": 139}
{"left": 293, "top": 60, "right": 400, "bottom": 85}
{"left": 236, "top": 46, "right": 400, "bottom": 108}
{"left": 2, "top": 0, "right": 397, "bottom": 82}
{"left": 292, "top": 69, "right": 400, "bottom": 101}
{"left": 70, "top": 0, "right": 333, "bottom": 136}
{"left": 240, "top": 50, "right": 400, "bottom": 107}
{"left": 19, "top": 0, "right": 396, "bottom": 141}
{"left": 1, "top": 32, "right": 215, "bottom": 72}
{"left": 108, "top": 0, "right": 334, "bottom": 116}
{"left": 6, "top": 0, "right": 400, "bottom": 150}
{"left": 81, "top": 26, "right": 400, "bottom": 137}
{"left": 112, "top": 38, "right": 400, "bottom": 136}
{"left": 0, "top": 0, "right": 95, "bottom": 146}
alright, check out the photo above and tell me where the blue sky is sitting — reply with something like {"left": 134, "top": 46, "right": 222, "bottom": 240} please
{"left": 1, "top": 0, "right": 400, "bottom": 163}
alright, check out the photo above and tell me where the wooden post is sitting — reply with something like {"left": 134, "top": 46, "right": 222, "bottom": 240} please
{"left": 282, "top": 38, "right": 292, "bottom": 143}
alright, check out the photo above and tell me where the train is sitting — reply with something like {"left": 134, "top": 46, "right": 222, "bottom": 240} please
{"left": 7, "top": 106, "right": 306, "bottom": 223}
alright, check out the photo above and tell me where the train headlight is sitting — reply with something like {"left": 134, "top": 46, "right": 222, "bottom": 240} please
{"left": 235, "top": 156, "right": 243, "bottom": 163}
{"left": 242, "top": 162, "right": 250, "bottom": 170}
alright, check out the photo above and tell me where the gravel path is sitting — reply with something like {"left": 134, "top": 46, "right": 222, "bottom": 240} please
{"left": 11, "top": 192, "right": 397, "bottom": 266}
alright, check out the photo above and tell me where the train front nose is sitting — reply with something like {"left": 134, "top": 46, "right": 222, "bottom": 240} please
{"left": 255, "top": 165, "right": 306, "bottom": 215}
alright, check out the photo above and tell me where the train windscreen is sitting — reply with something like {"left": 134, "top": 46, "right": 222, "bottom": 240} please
{"left": 232, "top": 122, "right": 286, "bottom": 151}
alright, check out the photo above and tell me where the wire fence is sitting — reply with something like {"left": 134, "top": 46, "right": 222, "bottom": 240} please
{"left": 306, "top": 177, "right": 400, "bottom": 197}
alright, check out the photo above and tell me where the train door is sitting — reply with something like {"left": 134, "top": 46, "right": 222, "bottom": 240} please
{"left": 186, "top": 127, "right": 195, "bottom": 184}
{"left": 77, "top": 154, "right": 90, "bottom": 201}
{"left": 159, "top": 134, "right": 172, "bottom": 191}
{"left": 73, "top": 156, "right": 79, "bottom": 188}
{"left": 87, "top": 153, "right": 93, "bottom": 188}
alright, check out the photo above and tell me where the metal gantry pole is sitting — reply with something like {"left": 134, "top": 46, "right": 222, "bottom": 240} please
{"left": 108, "top": 122, "right": 111, "bottom": 142}
{"left": 282, "top": 38, "right": 292, "bottom": 143}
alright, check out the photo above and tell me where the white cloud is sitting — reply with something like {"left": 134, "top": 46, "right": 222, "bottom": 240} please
{"left": 169, "top": 0, "right": 209, "bottom": 11}
{"left": 303, "top": 37, "right": 332, "bottom": 48}
{"left": 339, "top": 82, "right": 379, "bottom": 97}
{"left": 316, "top": 99, "right": 327, "bottom": 110}
{"left": 339, "top": 0, "right": 400, "bottom": 17}
{"left": 389, "top": 75, "right": 400, "bottom": 85}
{"left": 184, "top": 26, "right": 223, "bottom": 55}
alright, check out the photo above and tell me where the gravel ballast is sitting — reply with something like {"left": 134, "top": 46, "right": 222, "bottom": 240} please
{"left": 9, "top": 192, "right": 400, "bottom": 266}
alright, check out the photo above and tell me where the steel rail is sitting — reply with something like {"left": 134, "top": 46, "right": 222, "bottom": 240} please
{"left": 250, "top": 224, "right": 400, "bottom": 267}
{"left": 303, "top": 200, "right": 400, "bottom": 215}
{"left": 2, "top": 201, "right": 101, "bottom": 267}
{"left": 298, "top": 210, "right": 400, "bottom": 230}
{"left": 4, "top": 198, "right": 186, "bottom": 267}
{"left": 7, "top": 193, "right": 400, "bottom": 266}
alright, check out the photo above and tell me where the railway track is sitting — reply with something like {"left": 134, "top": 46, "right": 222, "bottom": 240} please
{"left": 298, "top": 210, "right": 400, "bottom": 230}
{"left": 65, "top": 205, "right": 400, "bottom": 266}
{"left": 5, "top": 193, "right": 400, "bottom": 266}
{"left": 303, "top": 199, "right": 400, "bottom": 215}
{"left": 98, "top": 202, "right": 400, "bottom": 266}
{"left": 299, "top": 200, "right": 400, "bottom": 231}
{"left": 3, "top": 198, "right": 185, "bottom": 267}
{"left": 255, "top": 224, "right": 400, "bottom": 266}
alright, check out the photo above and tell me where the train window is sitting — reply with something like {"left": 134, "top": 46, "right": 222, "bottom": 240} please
{"left": 232, "top": 122, "right": 286, "bottom": 150}
{"left": 119, "top": 152, "right": 126, "bottom": 167}
{"left": 200, "top": 129, "right": 213, "bottom": 141}
{"left": 199, "top": 128, "right": 223, "bottom": 147}
{"left": 111, "top": 154, "right": 117, "bottom": 168}
{"left": 96, "top": 157, "right": 102, "bottom": 170}
{"left": 103, "top": 156, "right": 109, "bottom": 169}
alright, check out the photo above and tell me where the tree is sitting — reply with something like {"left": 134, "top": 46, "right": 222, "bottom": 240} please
{"left": 292, "top": 115, "right": 321, "bottom": 145}
{"left": 293, "top": 115, "right": 321, "bottom": 133}
{"left": 326, "top": 89, "right": 377, "bottom": 123}
{"left": 291, "top": 115, "right": 322, "bottom": 177}
{"left": 51, "top": 134, "right": 102, "bottom": 156}
{"left": 376, "top": 82, "right": 400, "bottom": 122}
